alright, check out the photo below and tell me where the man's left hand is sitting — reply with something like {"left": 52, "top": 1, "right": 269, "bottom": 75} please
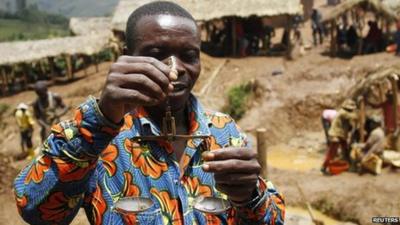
{"left": 202, "top": 147, "right": 261, "bottom": 203}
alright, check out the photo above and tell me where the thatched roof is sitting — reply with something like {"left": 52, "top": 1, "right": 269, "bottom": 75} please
{"left": 322, "top": 0, "right": 399, "bottom": 23}
{"left": 0, "top": 34, "right": 110, "bottom": 66}
{"left": 69, "top": 17, "right": 113, "bottom": 36}
{"left": 112, "top": 0, "right": 303, "bottom": 32}
{"left": 350, "top": 66, "right": 400, "bottom": 99}
{"left": 383, "top": 0, "right": 400, "bottom": 15}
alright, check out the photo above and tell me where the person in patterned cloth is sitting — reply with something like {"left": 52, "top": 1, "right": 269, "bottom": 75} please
{"left": 14, "top": 2, "right": 285, "bottom": 224}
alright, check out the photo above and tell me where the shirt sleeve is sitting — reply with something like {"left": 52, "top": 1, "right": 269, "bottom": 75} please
{"left": 231, "top": 179, "right": 285, "bottom": 225}
{"left": 13, "top": 96, "right": 122, "bottom": 225}
{"left": 225, "top": 117, "right": 285, "bottom": 225}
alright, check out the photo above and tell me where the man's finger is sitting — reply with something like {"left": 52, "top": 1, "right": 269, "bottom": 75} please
{"left": 113, "top": 73, "right": 166, "bottom": 100}
{"left": 202, "top": 159, "right": 261, "bottom": 174}
{"left": 117, "top": 56, "right": 171, "bottom": 75}
{"left": 111, "top": 62, "right": 171, "bottom": 92}
{"left": 202, "top": 147, "right": 257, "bottom": 161}
{"left": 214, "top": 173, "right": 258, "bottom": 184}
{"left": 215, "top": 183, "right": 256, "bottom": 197}
{"left": 106, "top": 86, "right": 160, "bottom": 106}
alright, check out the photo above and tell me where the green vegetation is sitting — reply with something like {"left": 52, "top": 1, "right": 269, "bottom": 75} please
{"left": 223, "top": 82, "right": 253, "bottom": 120}
{"left": 0, "top": 18, "right": 69, "bottom": 42}
{"left": 0, "top": 6, "right": 69, "bottom": 42}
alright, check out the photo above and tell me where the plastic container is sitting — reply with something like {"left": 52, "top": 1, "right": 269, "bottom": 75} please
{"left": 328, "top": 160, "right": 349, "bottom": 175}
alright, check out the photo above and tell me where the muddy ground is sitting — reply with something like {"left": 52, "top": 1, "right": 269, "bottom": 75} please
{"left": 0, "top": 45, "right": 399, "bottom": 224}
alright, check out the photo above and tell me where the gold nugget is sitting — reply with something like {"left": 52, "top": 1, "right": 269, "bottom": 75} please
{"left": 168, "top": 56, "right": 178, "bottom": 81}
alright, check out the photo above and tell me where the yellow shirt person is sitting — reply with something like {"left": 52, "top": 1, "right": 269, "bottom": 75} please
{"left": 14, "top": 103, "right": 35, "bottom": 158}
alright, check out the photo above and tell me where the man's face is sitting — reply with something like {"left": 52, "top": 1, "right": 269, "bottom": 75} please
{"left": 129, "top": 14, "right": 201, "bottom": 111}
{"left": 35, "top": 86, "right": 48, "bottom": 100}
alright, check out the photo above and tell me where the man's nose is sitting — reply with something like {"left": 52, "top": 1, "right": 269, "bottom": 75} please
{"left": 166, "top": 55, "right": 185, "bottom": 77}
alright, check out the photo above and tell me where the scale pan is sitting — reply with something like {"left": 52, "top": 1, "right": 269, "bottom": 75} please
{"left": 193, "top": 197, "right": 231, "bottom": 215}
{"left": 114, "top": 197, "right": 154, "bottom": 214}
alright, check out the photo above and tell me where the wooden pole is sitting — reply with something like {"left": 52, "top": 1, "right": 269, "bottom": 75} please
{"left": 378, "top": 82, "right": 385, "bottom": 103}
{"left": 83, "top": 56, "right": 88, "bottom": 76}
{"left": 39, "top": 59, "right": 46, "bottom": 79}
{"left": 94, "top": 55, "right": 99, "bottom": 73}
{"left": 0, "top": 67, "right": 6, "bottom": 95}
{"left": 48, "top": 57, "right": 56, "bottom": 79}
{"left": 359, "top": 97, "right": 366, "bottom": 142}
{"left": 21, "top": 63, "right": 28, "bottom": 90}
{"left": 286, "top": 15, "right": 293, "bottom": 60}
{"left": 257, "top": 128, "right": 267, "bottom": 178}
{"left": 296, "top": 182, "right": 325, "bottom": 225}
{"left": 64, "top": 54, "right": 73, "bottom": 80}
{"left": 330, "top": 20, "right": 337, "bottom": 57}
{"left": 390, "top": 75, "right": 399, "bottom": 132}
{"left": 10, "top": 65, "right": 16, "bottom": 93}
{"left": 231, "top": 17, "right": 237, "bottom": 57}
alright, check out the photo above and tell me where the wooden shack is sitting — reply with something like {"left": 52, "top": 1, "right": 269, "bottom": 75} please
{"left": 111, "top": 0, "right": 304, "bottom": 57}
{"left": 322, "top": 0, "right": 398, "bottom": 57}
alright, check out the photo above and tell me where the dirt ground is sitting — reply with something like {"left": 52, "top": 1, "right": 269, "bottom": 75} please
{"left": 1, "top": 34, "right": 400, "bottom": 225}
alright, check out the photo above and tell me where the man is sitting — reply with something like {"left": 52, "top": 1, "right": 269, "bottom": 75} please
{"left": 321, "top": 109, "right": 338, "bottom": 144}
{"left": 322, "top": 99, "right": 358, "bottom": 174}
{"left": 311, "top": 9, "right": 324, "bottom": 46}
{"left": 352, "top": 115, "right": 385, "bottom": 175}
{"left": 366, "top": 89, "right": 400, "bottom": 149}
{"left": 14, "top": 103, "right": 35, "bottom": 159}
{"left": 364, "top": 21, "right": 383, "bottom": 54}
{"left": 32, "top": 81, "right": 68, "bottom": 142}
{"left": 14, "top": 2, "right": 284, "bottom": 225}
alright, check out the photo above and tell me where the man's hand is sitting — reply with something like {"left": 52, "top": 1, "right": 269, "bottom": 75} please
{"left": 202, "top": 147, "right": 261, "bottom": 203}
{"left": 98, "top": 56, "right": 173, "bottom": 123}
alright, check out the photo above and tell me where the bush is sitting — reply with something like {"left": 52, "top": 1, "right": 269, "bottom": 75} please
{"left": 223, "top": 82, "right": 253, "bottom": 120}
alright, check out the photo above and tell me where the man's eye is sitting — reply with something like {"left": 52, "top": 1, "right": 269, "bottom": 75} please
{"left": 147, "top": 49, "right": 167, "bottom": 60}
{"left": 181, "top": 51, "right": 199, "bottom": 63}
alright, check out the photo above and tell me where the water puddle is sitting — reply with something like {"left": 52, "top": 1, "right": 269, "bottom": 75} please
{"left": 286, "top": 206, "right": 341, "bottom": 225}
{"left": 267, "top": 144, "right": 323, "bottom": 172}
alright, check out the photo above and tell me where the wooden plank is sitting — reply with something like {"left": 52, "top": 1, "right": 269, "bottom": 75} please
{"left": 64, "top": 54, "right": 73, "bottom": 80}
{"left": 257, "top": 128, "right": 267, "bottom": 178}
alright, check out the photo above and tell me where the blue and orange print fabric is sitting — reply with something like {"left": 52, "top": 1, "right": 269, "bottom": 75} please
{"left": 14, "top": 95, "right": 285, "bottom": 225}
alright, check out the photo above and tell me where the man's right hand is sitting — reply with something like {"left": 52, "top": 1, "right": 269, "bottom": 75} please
{"left": 98, "top": 56, "right": 173, "bottom": 123}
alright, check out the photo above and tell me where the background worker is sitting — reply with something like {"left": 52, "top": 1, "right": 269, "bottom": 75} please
{"left": 14, "top": 103, "right": 35, "bottom": 159}
{"left": 322, "top": 99, "right": 358, "bottom": 174}
{"left": 353, "top": 115, "right": 385, "bottom": 175}
{"left": 32, "top": 81, "right": 68, "bottom": 142}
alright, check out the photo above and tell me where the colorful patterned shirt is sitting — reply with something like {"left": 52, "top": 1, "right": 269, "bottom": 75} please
{"left": 14, "top": 95, "right": 285, "bottom": 225}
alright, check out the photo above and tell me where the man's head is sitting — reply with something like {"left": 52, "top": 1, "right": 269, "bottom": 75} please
{"left": 34, "top": 81, "right": 48, "bottom": 100}
{"left": 16, "top": 103, "right": 28, "bottom": 112}
{"left": 125, "top": 1, "right": 196, "bottom": 52}
{"left": 125, "top": 1, "right": 201, "bottom": 111}
{"left": 341, "top": 99, "right": 357, "bottom": 112}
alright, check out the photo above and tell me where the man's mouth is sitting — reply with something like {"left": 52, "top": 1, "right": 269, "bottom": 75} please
{"left": 171, "top": 82, "right": 188, "bottom": 92}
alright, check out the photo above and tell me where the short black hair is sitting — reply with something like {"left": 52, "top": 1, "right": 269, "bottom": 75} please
{"left": 125, "top": 1, "right": 196, "bottom": 52}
